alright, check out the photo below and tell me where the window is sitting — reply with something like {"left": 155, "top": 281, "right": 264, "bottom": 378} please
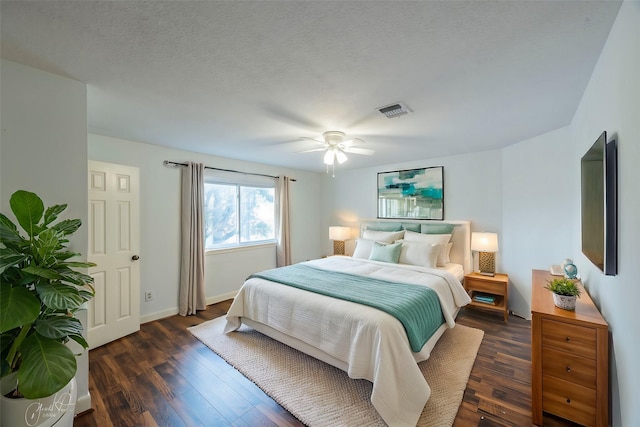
{"left": 204, "top": 182, "right": 275, "bottom": 249}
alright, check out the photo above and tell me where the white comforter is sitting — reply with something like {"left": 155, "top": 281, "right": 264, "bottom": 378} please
{"left": 224, "top": 256, "right": 471, "bottom": 427}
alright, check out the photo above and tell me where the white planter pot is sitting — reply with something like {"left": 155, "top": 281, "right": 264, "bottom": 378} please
{"left": 553, "top": 293, "right": 577, "bottom": 310}
{"left": 1, "top": 375, "right": 77, "bottom": 427}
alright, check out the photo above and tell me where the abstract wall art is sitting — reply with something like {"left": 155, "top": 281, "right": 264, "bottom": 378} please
{"left": 377, "top": 166, "right": 444, "bottom": 220}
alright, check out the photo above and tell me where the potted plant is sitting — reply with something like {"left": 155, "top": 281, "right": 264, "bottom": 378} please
{"left": 545, "top": 277, "right": 581, "bottom": 310}
{"left": 0, "top": 190, "right": 95, "bottom": 426}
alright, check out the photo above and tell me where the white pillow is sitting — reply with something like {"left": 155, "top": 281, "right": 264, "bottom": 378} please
{"left": 353, "top": 238, "right": 376, "bottom": 259}
{"left": 436, "top": 242, "right": 454, "bottom": 266}
{"left": 399, "top": 241, "right": 439, "bottom": 268}
{"left": 362, "top": 229, "right": 405, "bottom": 243}
{"left": 403, "top": 230, "right": 451, "bottom": 244}
{"left": 402, "top": 231, "right": 453, "bottom": 266}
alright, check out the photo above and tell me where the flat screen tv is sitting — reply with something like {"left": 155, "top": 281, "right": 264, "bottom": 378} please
{"left": 581, "top": 131, "right": 617, "bottom": 275}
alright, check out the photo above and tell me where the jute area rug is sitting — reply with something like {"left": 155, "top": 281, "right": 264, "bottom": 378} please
{"left": 188, "top": 317, "right": 483, "bottom": 427}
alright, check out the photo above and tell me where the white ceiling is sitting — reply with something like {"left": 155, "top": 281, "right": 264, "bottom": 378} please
{"left": 1, "top": 1, "right": 622, "bottom": 173}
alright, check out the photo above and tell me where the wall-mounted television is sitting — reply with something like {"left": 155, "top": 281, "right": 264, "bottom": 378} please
{"left": 581, "top": 131, "right": 617, "bottom": 276}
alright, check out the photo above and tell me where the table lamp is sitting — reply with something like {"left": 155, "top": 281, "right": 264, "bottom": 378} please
{"left": 471, "top": 232, "right": 499, "bottom": 276}
{"left": 329, "top": 226, "right": 351, "bottom": 255}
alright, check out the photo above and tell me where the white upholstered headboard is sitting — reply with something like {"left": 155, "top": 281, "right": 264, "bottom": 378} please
{"left": 358, "top": 218, "right": 472, "bottom": 275}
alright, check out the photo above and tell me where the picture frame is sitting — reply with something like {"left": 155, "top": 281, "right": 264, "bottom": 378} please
{"left": 377, "top": 166, "right": 444, "bottom": 220}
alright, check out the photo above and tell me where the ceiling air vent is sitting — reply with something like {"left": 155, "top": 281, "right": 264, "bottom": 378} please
{"left": 377, "top": 102, "right": 411, "bottom": 118}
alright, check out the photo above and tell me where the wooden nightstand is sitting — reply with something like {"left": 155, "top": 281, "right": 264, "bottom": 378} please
{"left": 463, "top": 272, "right": 509, "bottom": 321}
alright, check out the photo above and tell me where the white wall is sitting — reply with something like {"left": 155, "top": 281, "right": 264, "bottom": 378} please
{"left": 502, "top": 126, "right": 575, "bottom": 318}
{"left": 323, "top": 150, "right": 503, "bottom": 264}
{"left": 88, "top": 134, "right": 324, "bottom": 321}
{"left": 568, "top": 2, "right": 640, "bottom": 425}
{"left": 0, "top": 60, "right": 91, "bottom": 413}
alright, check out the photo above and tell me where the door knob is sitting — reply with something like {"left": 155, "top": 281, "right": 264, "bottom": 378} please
{"left": 131, "top": 255, "right": 140, "bottom": 261}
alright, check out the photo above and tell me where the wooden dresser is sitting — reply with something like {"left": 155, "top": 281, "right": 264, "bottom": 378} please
{"left": 531, "top": 269, "right": 608, "bottom": 426}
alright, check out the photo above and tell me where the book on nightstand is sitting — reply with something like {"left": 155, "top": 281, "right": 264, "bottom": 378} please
{"left": 473, "top": 293, "right": 497, "bottom": 305}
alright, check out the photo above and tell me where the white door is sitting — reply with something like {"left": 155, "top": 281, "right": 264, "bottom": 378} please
{"left": 87, "top": 161, "right": 140, "bottom": 349}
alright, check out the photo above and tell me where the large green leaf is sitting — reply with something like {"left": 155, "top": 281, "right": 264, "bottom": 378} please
{"left": 10, "top": 190, "right": 44, "bottom": 238}
{"left": 59, "top": 261, "right": 97, "bottom": 269}
{"left": 67, "top": 333, "right": 88, "bottom": 350}
{"left": 0, "top": 248, "right": 28, "bottom": 274}
{"left": 22, "top": 265, "right": 62, "bottom": 280}
{"left": 35, "top": 283, "right": 84, "bottom": 311}
{"left": 33, "top": 228, "right": 63, "bottom": 261}
{"left": 42, "top": 204, "right": 67, "bottom": 227}
{"left": 58, "top": 270, "right": 94, "bottom": 287}
{"left": 0, "top": 213, "right": 23, "bottom": 244}
{"left": 51, "top": 219, "right": 81, "bottom": 236}
{"left": 17, "top": 333, "right": 76, "bottom": 399}
{"left": 0, "top": 286, "right": 39, "bottom": 333}
{"left": 35, "top": 316, "right": 83, "bottom": 340}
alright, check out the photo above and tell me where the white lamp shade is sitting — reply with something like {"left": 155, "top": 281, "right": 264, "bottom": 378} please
{"left": 471, "top": 232, "right": 499, "bottom": 252}
{"left": 329, "top": 226, "right": 351, "bottom": 241}
{"left": 335, "top": 150, "right": 348, "bottom": 164}
{"left": 323, "top": 150, "right": 335, "bottom": 165}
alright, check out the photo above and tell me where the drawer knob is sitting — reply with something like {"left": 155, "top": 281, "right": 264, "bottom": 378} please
{"left": 566, "top": 336, "right": 571, "bottom": 342}
{"left": 566, "top": 398, "right": 571, "bottom": 404}
{"left": 566, "top": 366, "right": 572, "bottom": 372}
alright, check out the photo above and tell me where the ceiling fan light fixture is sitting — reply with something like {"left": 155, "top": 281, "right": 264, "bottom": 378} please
{"left": 323, "top": 149, "right": 336, "bottom": 165}
{"left": 335, "top": 150, "right": 348, "bottom": 164}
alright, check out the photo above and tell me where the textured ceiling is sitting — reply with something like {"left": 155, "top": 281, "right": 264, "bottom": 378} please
{"left": 1, "top": 1, "right": 622, "bottom": 173}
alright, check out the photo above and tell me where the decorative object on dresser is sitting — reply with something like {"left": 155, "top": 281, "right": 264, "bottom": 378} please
{"left": 531, "top": 269, "right": 608, "bottom": 427}
{"left": 544, "top": 277, "right": 581, "bottom": 310}
{"left": 329, "top": 226, "right": 351, "bottom": 255}
{"left": 470, "top": 232, "right": 499, "bottom": 276}
{"left": 377, "top": 166, "right": 444, "bottom": 220}
{"left": 463, "top": 272, "right": 509, "bottom": 322}
{"left": 561, "top": 258, "right": 579, "bottom": 279}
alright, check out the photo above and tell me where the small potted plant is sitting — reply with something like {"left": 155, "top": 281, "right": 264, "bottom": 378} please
{"left": 545, "top": 277, "right": 581, "bottom": 310}
{"left": 1, "top": 190, "right": 95, "bottom": 426}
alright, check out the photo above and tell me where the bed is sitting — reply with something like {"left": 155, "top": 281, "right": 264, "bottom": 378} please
{"left": 224, "top": 219, "right": 472, "bottom": 427}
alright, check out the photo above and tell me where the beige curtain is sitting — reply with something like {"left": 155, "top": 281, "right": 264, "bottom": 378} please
{"left": 276, "top": 176, "right": 292, "bottom": 267}
{"left": 179, "top": 162, "right": 206, "bottom": 316}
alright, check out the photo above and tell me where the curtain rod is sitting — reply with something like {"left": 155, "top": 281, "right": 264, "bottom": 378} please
{"left": 163, "top": 161, "right": 296, "bottom": 181}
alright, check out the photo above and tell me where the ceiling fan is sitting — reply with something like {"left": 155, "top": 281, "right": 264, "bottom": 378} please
{"left": 297, "top": 131, "right": 375, "bottom": 174}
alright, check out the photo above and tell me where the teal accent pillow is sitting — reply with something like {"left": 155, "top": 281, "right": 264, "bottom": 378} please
{"left": 367, "top": 223, "right": 403, "bottom": 232}
{"left": 369, "top": 242, "right": 402, "bottom": 264}
{"left": 401, "top": 223, "right": 421, "bottom": 232}
{"left": 421, "top": 223, "right": 455, "bottom": 235}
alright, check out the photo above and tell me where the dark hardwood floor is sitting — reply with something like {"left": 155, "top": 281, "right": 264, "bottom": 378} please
{"left": 74, "top": 302, "right": 579, "bottom": 427}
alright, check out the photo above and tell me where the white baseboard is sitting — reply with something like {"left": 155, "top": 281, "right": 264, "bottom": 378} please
{"left": 140, "top": 291, "right": 238, "bottom": 324}
{"left": 206, "top": 290, "right": 237, "bottom": 306}
{"left": 75, "top": 392, "right": 92, "bottom": 415}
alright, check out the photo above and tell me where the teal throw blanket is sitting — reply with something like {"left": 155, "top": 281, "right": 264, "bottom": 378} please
{"left": 250, "top": 264, "right": 445, "bottom": 352}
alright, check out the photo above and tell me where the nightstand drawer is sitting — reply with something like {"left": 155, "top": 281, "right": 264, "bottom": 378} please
{"left": 542, "top": 347, "right": 596, "bottom": 389}
{"left": 541, "top": 319, "right": 596, "bottom": 358}
{"left": 464, "top": 277, "right": 505, "bottom": 295}
{"left": 543, "top": 375, "right": 596, "bottom": 426}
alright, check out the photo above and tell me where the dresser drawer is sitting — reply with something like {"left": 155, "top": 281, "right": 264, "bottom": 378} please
{"left": 541, "top": 319, "right": 596, "bottom": 358}
{"left": 542, "top": 347, "right": 596, "bottom": 389}
{"left": 543, "top": 375, "right": 596, "bottom": 426}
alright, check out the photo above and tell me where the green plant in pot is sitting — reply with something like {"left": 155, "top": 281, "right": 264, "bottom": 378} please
{"left": 1, "top": 190, "right": 95, "bottom": 425}
{"left": 545, "top": 277, "right": 581, "bottom": 310}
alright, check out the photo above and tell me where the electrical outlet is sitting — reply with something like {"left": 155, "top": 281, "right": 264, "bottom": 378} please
{"left": 145, "top": 291, "right": 153, "bottom": 302}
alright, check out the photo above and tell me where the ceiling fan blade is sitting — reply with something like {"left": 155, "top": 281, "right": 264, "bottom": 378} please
{"left": 341, "top": 137, "right": 366, "bottom": 147}
{"left": 344, "top": 147, "right": 375, "bottom": 156}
